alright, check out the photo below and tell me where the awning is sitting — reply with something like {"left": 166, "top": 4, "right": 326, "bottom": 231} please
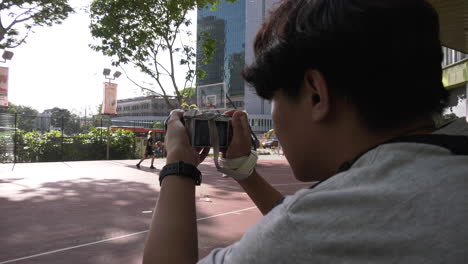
{"left": 428, "top": 0, "right": 467, "bottom": 53}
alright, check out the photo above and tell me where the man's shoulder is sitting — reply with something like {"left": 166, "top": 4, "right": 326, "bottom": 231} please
{"left": 200, "top": 155, "right": 468, "bottom": 264}
{"left": 434, "top": 117, "right": 468, "bottom": 136}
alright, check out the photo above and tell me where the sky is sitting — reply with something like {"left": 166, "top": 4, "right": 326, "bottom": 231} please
{"left": 5, "top": 1, "right": 197, "bottom": 116}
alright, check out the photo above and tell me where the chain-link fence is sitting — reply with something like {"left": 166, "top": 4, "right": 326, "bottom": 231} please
{"left": 0, "top": 113, "right": 165, "bottom": 163}
{"left": 0, "top": 113, "right": 16, "bottom": 163}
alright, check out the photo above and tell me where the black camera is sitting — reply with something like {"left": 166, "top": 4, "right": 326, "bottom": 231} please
{"left": 165, "top": 110, "right": 231, "bottom": 148}
{"left": 185, "top": 112, "right": 231, "bottom": 148}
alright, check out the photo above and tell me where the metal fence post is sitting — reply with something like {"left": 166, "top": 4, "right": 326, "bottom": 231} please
{"left": 14, "top": 113, "right": 17, "bottom": 163}
{"left": 61, "top": 116, "right": 64, "bottom": 161}
{"left": 106, "top": 118, "right": 110, "bottom": 160}
{"left": 100, "top": 118, "right": 103, "bottom": 143}
{"left": 133, "top": 121, "right": 136, "bottom": 158}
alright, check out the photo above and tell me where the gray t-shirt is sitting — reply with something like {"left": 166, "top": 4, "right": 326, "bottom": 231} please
{"left": 199, "top": 119, "right": 468, "bottom": 263}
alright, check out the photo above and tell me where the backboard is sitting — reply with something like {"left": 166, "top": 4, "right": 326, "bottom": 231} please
{"left": 197, "top": 82, "right": 227, "bottom": 111}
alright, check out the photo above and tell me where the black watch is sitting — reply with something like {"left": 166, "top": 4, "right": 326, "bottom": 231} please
{"left": 159, "top": 161, "right": 201, "bottom": 186}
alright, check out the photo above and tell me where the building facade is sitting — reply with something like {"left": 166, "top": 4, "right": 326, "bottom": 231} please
{"left": 442, "top": 47, "right": 467, "bottom": 120}
{"left": 196, "top": 0, "right": 280, "bottom": 134}
{"left": 113, "top": 96, "right": 179, "bottom": 127}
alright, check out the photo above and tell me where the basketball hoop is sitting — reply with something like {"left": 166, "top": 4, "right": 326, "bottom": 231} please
{"left": 197, "top": 83, "right": 227, "bottom": 111}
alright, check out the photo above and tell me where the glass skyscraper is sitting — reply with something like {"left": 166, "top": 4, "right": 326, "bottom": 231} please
{"left": 197, "top": 0, "right": 246, "bottom": 109}
{"left": 196, "top": 0, "right": 280, "bottom": 133}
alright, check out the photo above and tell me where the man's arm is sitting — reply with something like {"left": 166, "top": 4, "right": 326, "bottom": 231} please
{"left": 236, "top": 170, "right": 284, "bottom": 215}
{"left": 143, "top": 111, "right": 209, "bottom": 264}
{"left": 225, "top": 111, "right": 284, "bottom": 216}
{"left": 142, "top": 176, "right": 198, "bottom": 264}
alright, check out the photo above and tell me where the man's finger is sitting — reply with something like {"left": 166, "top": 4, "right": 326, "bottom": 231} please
{"left": 239, "top": 113, "right": 252, "bottom": 140}
{"left": 232, "top": 111, "right": 251, "bottom": 140}
{"left": 166, "top": 109, "right": 184, "bottom": 129}
{"left": 223, "top": 110, "right": 236, "bottom": 117}
{"left": 220, "top": 147, "right": 227, "bottom": 159}
{"left": 200, "top": 147, "right": 210, "bottom": 160}
{"left": 231, "top": 111, "right": 245, "bottom": 141}
{"left": 199, "top": 147, "right": 210, "bottom": 163}
{"left": 169, "top": 109, "right": 184, "bottom": 121}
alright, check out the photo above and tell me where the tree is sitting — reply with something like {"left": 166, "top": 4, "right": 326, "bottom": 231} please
{"left": 96, "top": 103, "right": 102, "bottom": 114}
{"left": 4, "top": 103, "right": 38, "bottom": 131}
{"left": 50, "top": 107, "right": 70, "bottom": 129}
{"left": 0, "top": 0, "right": 74, "bottom": 49}
{"left": 89, "top": 0, "right": 235, "bottom": 110}
{"left": 152, "top": 121, "right": 165, "bottom": 130}
{"left": 49, "top": 107, "right": 81, "bottom": 135}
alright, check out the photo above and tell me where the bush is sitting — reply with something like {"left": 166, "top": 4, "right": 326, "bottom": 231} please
{"left": 109, "top": 129, "right": 135, "bottom": 159}
{"left": 11, "top": 127, "right": 136, "bottom": 162}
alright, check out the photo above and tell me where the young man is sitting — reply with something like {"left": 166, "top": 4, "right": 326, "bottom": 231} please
{"left": 136, "top": 131, "right": 156, "bottom": 169}
{"left": 143, "top": 0, "right": 468, "bottom": 263}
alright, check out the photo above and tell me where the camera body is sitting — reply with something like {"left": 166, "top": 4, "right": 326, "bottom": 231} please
{"left": 184, "top": 111, "right": 231, "bottom": 148}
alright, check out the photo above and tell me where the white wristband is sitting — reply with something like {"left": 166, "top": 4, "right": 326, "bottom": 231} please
{"left": 219, "top": 150, "right": 258, "bottom": 180}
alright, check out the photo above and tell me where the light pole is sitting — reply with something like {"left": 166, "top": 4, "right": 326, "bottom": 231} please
{"left": 0, "top": 50, "right": 13, "bottom": 111}
{"left": 102, "top": 68, "right": 121, "bottom": 160}
{"left": 1, "top": 50, "right": 14, "bottom": 162}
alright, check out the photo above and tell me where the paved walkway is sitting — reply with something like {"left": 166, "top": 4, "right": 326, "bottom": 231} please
{"left": 0, "top": 156, "right": 309, "bottom": 264}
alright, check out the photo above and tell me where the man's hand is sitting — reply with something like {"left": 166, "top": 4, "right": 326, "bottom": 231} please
{"left": 223, "top": 110, "right": 252, "bottom": 159}
{"left": 165, "top": 109, "right": 210, "bottom": 166}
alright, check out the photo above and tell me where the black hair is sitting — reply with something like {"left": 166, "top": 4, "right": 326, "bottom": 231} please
{"left": 243, "top": 0, "right": 448, "bottom": 130}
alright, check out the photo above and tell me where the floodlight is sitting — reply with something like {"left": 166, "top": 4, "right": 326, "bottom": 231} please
{"left": 103, "top": 68, "right": 111, "bottom": 76}
{"left": 113, "top": 71, "right": 122, "bottom": 78}
{"left": 1, "top": 51, "right": 13, "bottom": 61}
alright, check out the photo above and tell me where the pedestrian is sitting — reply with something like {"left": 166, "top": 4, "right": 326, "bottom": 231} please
{"left": 136, "top": 131, "right": 156, "bottom": 169}
{"left": 143, "top": 0, "right": 468, "bottom": 263}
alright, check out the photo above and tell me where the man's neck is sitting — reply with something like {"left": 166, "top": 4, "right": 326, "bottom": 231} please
{"left": 331, "top": 117, "right": 436, "bottom": 174}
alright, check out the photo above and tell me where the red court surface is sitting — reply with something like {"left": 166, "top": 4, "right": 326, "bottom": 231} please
{"left": 0, "top": 156, "right": 312, "bottom": 264}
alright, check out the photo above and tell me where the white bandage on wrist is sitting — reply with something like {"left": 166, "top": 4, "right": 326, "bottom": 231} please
{"left": 219, "top": 150, "right": 258, "bottom": 180}
{"left": 206, "top": 116, "right": 258, "bottom": 181}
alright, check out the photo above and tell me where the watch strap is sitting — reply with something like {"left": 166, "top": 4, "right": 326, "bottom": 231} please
{"left": 159, "top": 161, "right": 201, "bottom": 186}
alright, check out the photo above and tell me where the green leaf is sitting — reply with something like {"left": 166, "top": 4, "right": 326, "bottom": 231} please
{"left": 89, "top": 0, "right": 237, "bottom": 108}
{"left": 0, "top": 0, "right": 74, "bottom": 49}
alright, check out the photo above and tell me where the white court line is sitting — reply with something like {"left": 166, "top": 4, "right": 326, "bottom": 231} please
{"left": 197, "top": 206, "right": 256, "bottom": 221}
{"left": 271, "top": 182, "right": 315, "bottom": 187}
{"left": 0, "top": 231, "right": 149, "bottom": 264}
{"left": 0, "top": 206, "right": 258, "bottom": 264}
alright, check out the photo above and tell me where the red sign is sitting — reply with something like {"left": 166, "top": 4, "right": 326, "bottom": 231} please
{"left": 103, "top": 82, "right": 118, "bottom": 115}
{"left": 0, "top": 67, "right": 8, "bottom": 107}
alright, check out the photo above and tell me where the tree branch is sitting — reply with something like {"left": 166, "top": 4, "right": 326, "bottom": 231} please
{"left": 150, "top": 44, "right": 172, "bottom": 77}
{"left": 179, "top": 36, "right": 195, "bottom": 91}
{"left": 126, "top": 56, "right": 176, "bottom": 110}
{"left": 0, "top": 15, "right": 4, "bottom": 31}
{"left": 5, "top": 6, "right": 38, "bottom": 31}
{"left": 165, "top": 38, "right": 182, "bottom": 104}
{"left": 119, "top": 66, "right": 164, "bottom": 97}
{"left": 7, "top": 27, "right": 32, "bottom": 48}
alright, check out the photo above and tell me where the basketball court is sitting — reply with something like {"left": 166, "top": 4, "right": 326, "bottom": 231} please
{"left": 0, "top": 156, "right": 310, "bottom": 264}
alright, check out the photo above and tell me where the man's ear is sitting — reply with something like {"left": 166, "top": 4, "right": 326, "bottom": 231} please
{"left": 303, "top": 69, "right": 331, "bottom": 121}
